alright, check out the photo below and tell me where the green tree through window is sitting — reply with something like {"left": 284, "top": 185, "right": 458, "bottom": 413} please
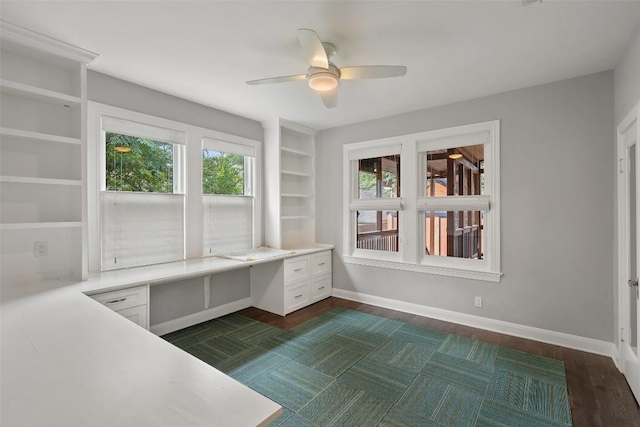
{"left": 202, "top": 150, "right": 245, "bottom": 195}
{"left": 105, "top": 132, "right": 173, "bottom": 192}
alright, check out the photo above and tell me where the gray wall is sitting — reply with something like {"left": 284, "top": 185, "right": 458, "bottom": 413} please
{"left": 88, "top": 71, "right": 263, "bottom": 141}
{"left": 88, "top": 71, "right": 258, "bottom": 326}
{"left": 615, "top": 24, "right": 640, "bottom": 125}
{"left": 316, "top": 71, "right": 615, "bottom": 342}
{"left": 150, "top": 269, "right": 250, "bottom": 325}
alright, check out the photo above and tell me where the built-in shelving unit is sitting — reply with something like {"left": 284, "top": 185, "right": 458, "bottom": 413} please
{"left": 0, "top": 20, "right": 97, "bottom": 283}
{"left": 263, "top": 118, "right": 316, "bottom": 249}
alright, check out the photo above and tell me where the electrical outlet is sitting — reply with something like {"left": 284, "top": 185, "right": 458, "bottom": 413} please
{"left": 474, "top": 296, "right": 483, "bottom": 308}
{"left": 34, "top": 241, "right": 48, "bottom": 257}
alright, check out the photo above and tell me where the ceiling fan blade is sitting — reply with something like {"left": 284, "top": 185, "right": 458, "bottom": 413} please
{"left": 339, "top": 65, "right": 407, "bottom": 80}
{"left": 246, "top": 74, "right": 307, "bottom": 85}
{"left": 320, "top": 88, "right": 338, "bottom": 108}
{"left": 298, "top": 28, "right": 329, "bottom": 69}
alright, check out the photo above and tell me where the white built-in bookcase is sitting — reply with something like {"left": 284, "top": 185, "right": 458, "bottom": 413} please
{"left": 263, "top": 118, "right": 316, "bottom": 249}
{"left": 0, "top": 21, "right": 96, "bottom": 283}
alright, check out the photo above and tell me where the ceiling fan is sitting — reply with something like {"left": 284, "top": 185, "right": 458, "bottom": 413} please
{"left": 246, "top": 29, "right": 407, "bottom": 108}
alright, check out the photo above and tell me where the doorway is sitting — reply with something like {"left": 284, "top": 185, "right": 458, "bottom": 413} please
{"left": 618, "top": 101, "right": 640, "bottom": 403}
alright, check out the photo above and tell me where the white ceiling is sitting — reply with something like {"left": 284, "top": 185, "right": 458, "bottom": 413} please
{"left": 2, "top": 1, "right": 640, "bottom": 130}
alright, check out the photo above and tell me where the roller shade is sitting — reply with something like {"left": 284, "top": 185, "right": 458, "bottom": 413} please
{"left": 202, "top": 137, "right": 256, "bottom": 158}
{"left": 417, "top": 130, "right": 489, "bottom": 152}
{"left": 347, "top": 143, "right": 401, "bottom": 161}
{"left": 101, "top": 115, "right": 185, "bottom": 145}
{"left": 203, "top": 195, "right": 253, "bottom": 255}
{"left": 101, "top": 192, "right": 184, "bottom": 270}
{"left": 417, "top": 195, "right": 490, "bottom": 211}
{"left": 349, "top": 198, "right": 403, "bottom": 212}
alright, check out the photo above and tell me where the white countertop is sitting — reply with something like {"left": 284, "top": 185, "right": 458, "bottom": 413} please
{"left": 80, "top": 245, "right": 333, "bottom": 295}
{"left": 1, "top": 246, "right": 332, "bottom": 426}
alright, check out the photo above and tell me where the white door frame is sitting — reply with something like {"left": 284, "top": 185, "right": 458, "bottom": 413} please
{"left": 617, "top": 100, "right": 640, "bottom": 401}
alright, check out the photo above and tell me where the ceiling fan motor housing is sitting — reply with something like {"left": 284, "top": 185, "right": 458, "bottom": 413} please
{"left": 307, "top": 63, "right": 340, "bottom": 91}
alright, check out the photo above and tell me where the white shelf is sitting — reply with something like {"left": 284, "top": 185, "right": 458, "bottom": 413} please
{"left": 281, "top": 169, "right": 312, "bottom": 177}
{"left": 0, "top": 79, "right": 81, "bottom": 107}
{"left": 0, "top": 127, "right": 82, "bottom": 145}
{"left": 1, "top": 221, "right": 82, "bottom": 230}
{"left": 0, "top": 175, "right": 82, "bottom": 186}
{"left": 281, "top": 193, "right": 313, "bottom": 198}
{"left": 281, "top": 215, "right": 313, "bottom": 220}
{"left": 281, "top": 146, "right": 312, "bottom": 157}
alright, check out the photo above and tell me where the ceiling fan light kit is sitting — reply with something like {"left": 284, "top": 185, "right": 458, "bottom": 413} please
{"left": 247, "top": 28, "right": 407, "bottom": 108}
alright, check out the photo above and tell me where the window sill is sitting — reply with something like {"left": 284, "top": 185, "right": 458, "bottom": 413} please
{"left": 343, "top": 255, "right": 502, "bottom": 283}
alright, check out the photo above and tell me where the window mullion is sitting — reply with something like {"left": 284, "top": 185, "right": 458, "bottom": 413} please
{"left": 401, "top": 141, "right": 418, "bottom": 264}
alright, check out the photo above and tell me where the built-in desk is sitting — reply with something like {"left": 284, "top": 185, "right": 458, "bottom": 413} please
{"left": 1, "top": 245, "right": 332, "bottom": 427}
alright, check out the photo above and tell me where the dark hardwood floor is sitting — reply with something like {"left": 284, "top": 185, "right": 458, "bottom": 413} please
{"left": 238, "top": 297, "right": 640, "bottom": 427}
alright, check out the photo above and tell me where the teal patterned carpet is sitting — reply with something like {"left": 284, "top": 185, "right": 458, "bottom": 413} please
{"left": 162, "top": 308, "right": 573, "bottom": 427}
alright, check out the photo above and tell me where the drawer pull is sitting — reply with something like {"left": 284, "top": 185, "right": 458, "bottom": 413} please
{"left": 294, "top": 268, "right": 303, "bottom": 272}
{"left": 106, "top": 297, "right": 127, "bottom": 305}
{"left": 318, "top": 262, "right": 325, "bottom": 266}
{"left": 294, "top": 294, "right": 303, "bottom": 299}
{"left": 318, "top": 286, "right": 325, "bottom": 290}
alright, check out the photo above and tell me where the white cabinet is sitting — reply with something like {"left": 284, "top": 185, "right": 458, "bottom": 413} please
{"left": 263, "top": 119, "right": 316, "bottom": 249}
{"left": 0, "top": 21, "right": 96, "bottom": 283}
{"left": 89, "top": 285, "right": 149, "bottom": 329}
{"left": 250, "top": 250, "right": 332, "bottom": 316}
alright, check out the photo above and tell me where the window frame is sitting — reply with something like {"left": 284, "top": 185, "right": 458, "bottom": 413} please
{"left": 343, "top": 120, "right": 502, "bottom": 283}
{"left": 87, "top": 102, "right": 262, "bottom": 272}
{"left": 201, "top": 136, "right": 259, "bottom": 256}
{"left": 345, "top": 142, "right": 404, "bottom": 263}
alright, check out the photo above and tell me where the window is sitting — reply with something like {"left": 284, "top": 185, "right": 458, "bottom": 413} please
{"left": 356, "top": 155, "right": 400, "bottom": 252}
{"left": 88, "top": 102, "right": 262, "bottom": 273}
{"left": 344, "top": 121, "right": 501, "bottom": 282}
{"left": 423, "top": 144, "right": 485, "bottom": 260}
{"left": 99, "top": 115, "right": 186, "bottom": 271}
{"left": 202, "top": 137, "right": 256, "bottom": 255}
{"left": 105, "top": 132, "right": 174, "bottom": 193}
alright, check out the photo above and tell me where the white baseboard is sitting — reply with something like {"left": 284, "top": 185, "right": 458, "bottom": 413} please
{"left": 333, "top": 289, "right": 616, "bottom": 359}
{"left": 150, "top": 298, "right": 251, "bottom": 336}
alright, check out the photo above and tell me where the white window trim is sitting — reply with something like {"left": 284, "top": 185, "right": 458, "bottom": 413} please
{"left": 87, "top": 102, "right": 262, "bottom": 272}
{"left": 343, "top": 120, "right": 502, "bottom": 283}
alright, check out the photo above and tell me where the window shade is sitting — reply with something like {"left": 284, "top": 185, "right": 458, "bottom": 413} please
{"left": 347, "top": 143, "right": 402, "bottom": 161}
{"left": 417, "top": 195, "right": 491, "bottom": 211}
{"left": 349, "top": 198, "right": 403, "bottom": 211}
{"left": 101, "top": 192, "right": 184, "bottom": 270}
{"left": 203, "top": 195, "right": 253, "bottom": 255}
{"left": 202, "top": 137, "right": 256, "bottom": 157}
{"left": 101, "top": 115, "right": 186, "bottom": 145}
{"left": 417, "top": 130, "right": 489, "bottom": 152}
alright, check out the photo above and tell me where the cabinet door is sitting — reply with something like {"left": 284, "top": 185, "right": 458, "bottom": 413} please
{"left": 310, "top": 274, "right": 332, "bottom": 303}
{"left": 90, "top": 285, "right": 148, "bottom": 312}
{"left": 285, "top": 281, "right": 310, "bottom": 314}
{"left": 310, "top": 251, "right": 331, "bottom": 277}
{"left": 284, "top": 257, "right": 309, "bottom": 284}
{"left": 116, "top": 305, "right": 148, "bottom": 330}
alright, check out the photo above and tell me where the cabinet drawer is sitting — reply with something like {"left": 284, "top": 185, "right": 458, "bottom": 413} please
{"left": 284, "top": 257, "right": 309, "bottom": 283}
{"left": 91, "top": 285, "right": 148, "bottom": 312}
{"left": 310, "top": 274, "right": 332, "bottom": 302}
{"left": 285, "top": 282, "right": 310, "bottom": 314}
{"left": 116, "top": 305, "right": 148, "bottom": 329}
{"left": 310, "top": 251, "right": 331, "bottom": 276}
